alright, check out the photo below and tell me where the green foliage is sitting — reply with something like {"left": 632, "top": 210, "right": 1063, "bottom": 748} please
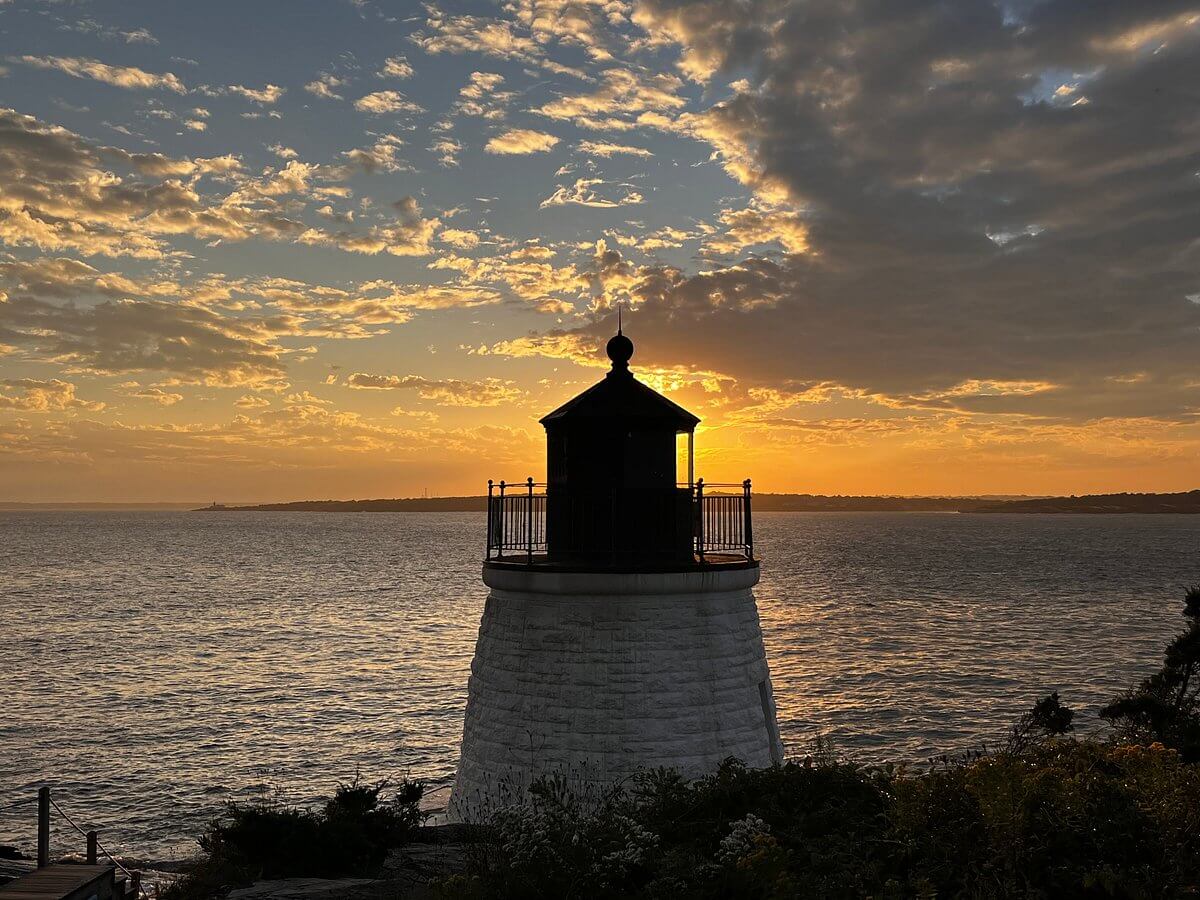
{"left": 1103, "top": 587, "right": 1200, "bottom": 760}
{"left": 1006, "top": 690, "right": 1075, "bottom": 753}
{"left": 448, "top": 743, "right": 1200, "bottom": 900}
{"left": 161, "top": 776, "right": 426, "bottom": 899}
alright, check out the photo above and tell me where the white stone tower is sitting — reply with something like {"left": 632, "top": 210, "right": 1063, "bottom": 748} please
{"left": 450, "top": 325, "right": 783, "bottom": 817}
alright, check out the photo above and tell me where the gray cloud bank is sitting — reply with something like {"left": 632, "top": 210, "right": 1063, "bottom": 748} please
{"left": 538, "top": 0, "right": 1200, "bottom": 422}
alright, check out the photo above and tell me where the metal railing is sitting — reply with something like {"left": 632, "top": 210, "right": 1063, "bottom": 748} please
{"left": 695, "top": 479, "right": 755, "bottom": 561}
{"left": 486, "top": 478, "right": 547, "bottom": 563}
{"left": 485, "top": 477, "right": 754, "bottom": 563}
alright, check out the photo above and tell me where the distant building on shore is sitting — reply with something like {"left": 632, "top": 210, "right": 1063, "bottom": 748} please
{"left": 450, "top": 323, "right": 782, "bottom": 817}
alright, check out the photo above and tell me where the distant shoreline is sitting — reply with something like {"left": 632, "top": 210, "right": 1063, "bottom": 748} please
{"left": 4, "top": 490, "right": 1196, "bottom": 514}
{"left": 185, "top": 490, "right": 1200, "bottom": 515}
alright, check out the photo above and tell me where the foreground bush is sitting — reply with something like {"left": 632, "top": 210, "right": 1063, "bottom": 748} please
{"left": 162, "top": 777, "right": 426, "bottom": 899}
{"left": 1103, "top": 585, "right": 1200, "bottom": 760}
{"left": 445, "top": 743, "right": 1200, "bottom": 899}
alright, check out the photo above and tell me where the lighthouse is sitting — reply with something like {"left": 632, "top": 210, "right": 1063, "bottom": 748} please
{"left": 450, "top": 324, "right": 783, "bottom": 817}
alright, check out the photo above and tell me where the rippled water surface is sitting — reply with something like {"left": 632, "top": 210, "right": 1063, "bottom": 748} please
{"left": 2, "top": 511, "right": 1197, "bottom": 859}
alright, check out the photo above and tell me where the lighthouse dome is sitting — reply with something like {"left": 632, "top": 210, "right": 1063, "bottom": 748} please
{"left": 606, "top": 331, "right": 634, "bottom": 369}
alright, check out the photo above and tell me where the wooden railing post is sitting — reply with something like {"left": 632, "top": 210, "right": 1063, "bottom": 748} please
{"left": 695, "top": 478, "right": 705, "bottom": 561}
{"left": 526, "top": 477, "right": 534, "bottom": 563}
{"left": 743, "top": 478, "right": 754, "bottom": 560}
{"left": 37, "top": 785, "right": 49, "bottom": 868}
{"left": 86, "top": 830, "right": 97, "bottom": 865}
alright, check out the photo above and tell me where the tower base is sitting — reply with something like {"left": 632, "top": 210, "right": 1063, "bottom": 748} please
{"left": 449, "top": 564, "right": 782, "bottom": 820}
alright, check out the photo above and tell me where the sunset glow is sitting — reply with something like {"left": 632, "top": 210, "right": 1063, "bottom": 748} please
{"left": 2, "top": 1, "right": 1198, "bottom": 502}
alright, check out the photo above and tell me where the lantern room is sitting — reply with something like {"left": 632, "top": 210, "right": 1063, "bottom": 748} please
{"left": 484, "top": 323, "right": 755, "bottom": 570}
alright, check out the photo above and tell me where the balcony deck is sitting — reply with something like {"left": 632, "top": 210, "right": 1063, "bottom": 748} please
{"left": 484, "top": 550, "right": 758, "bottom": 573}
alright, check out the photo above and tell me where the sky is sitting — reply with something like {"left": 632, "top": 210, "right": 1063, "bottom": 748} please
{"left": 0, "top": 0, "right": 1198, "bottom": 502}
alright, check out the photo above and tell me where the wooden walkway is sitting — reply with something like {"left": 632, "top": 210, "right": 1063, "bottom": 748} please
{"left": 0, "top": 865, "right": 120, "bottom": 900}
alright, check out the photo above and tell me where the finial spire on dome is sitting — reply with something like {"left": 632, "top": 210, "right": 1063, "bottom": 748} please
{"left": 606, "top": 304, "right": 633, "bottom": 375}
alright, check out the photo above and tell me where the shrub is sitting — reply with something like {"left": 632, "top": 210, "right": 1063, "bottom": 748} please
{"left": 1006, "top": 690, "right": 1074, "bottom": 753}
{"left": 162, "top": 776, "right": 426, "bottom": 899}
{"left": 1103, "top": 586, "right": 1200, "bottom": 760}
{"left": 447, "top": 741, "right": 1200, "bottom": 899}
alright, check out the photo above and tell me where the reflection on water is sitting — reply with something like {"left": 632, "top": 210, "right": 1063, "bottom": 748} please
{"left": 1, "top": 511, "right": 1195, "bottom": 859}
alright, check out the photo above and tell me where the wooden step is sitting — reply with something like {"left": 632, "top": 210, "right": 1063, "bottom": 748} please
{"left": 0, "top": 864, "right": 116, "bottom": 900}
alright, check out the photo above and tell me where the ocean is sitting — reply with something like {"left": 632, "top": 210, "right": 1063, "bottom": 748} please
{"left": 2, "top": 510, "right": 1197, "bottom": 860}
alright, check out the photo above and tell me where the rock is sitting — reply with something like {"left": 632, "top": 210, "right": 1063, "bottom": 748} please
{"left": 225, "top": 877, "right": 376, "bottom": 899}
{"left": 215, "top": 831, "right": 477, "bottom": 900}
{"left": 383, "top": 841, "right": 471, "bottom": 891}
{"left": 411, "top": 823, "right": 480, "bottom": 844}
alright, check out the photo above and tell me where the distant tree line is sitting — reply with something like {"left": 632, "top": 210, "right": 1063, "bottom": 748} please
{"left": 197, "top": 490, "right": 1200, "bottom": 514}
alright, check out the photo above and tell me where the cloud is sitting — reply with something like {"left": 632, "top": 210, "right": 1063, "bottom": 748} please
{"left": 298, "top": 195, "right": 439, "bottom": 256}
{"left": 380, "top": 56, "right": 414, "bottom": 78}
{"left": 540, "top": 177, "right": 643, "bottom": 207}
{"left": 58, "top": 19, "right": 160, "bottom": 45}
{"left": 13, "top": 55, "right": 186, "bottom": 93}
{"left": 0, "top": 257, "right": 506, "bottom": 358}
{"left": 6, "top": 0, "right": 1200, "bottom": 495}
{"left": 439, "top": 228, "right": 481, "bottom": 249}
{"left": 390, "top": 407, "right": 439, "bottom": 422}
{"left": 354, "top": 90, "right": 423, "bottom": 114}
{"left": 0, "top": 108, "right": 435, "bottom": 262}
{"left": 428, "top": 247, "right": 586, "bottom": 312}
{"left": 0, "top": 408, "right": 544, "bottom": 501}
{"left": 0, "top": 108, "right": 228, "bottom": 258}
{"left": 346, "top": 372, "right": 524, "bottom": 406}
{"left": 460, "top": 72, "right": 505, "bottom": 96}
{"left": 512, "top": 0, "right": 1200, "bottom": 426}
{"left": 577, "top": 140, "right": 653, "bottom": 158}
{"left": 339, "top": 134, "right": 407, "bottom": 173}
{"left": 412, "top": 10, "right": 540, "bottom": 62}
{"left": 474, "top": 331, "right": 601, "bottom": 367}
{"left": 609, "top": 224, "right": 701, "bottom": 252}
{"left": 430, "top": 136, "right": 462, "bottom": 167}
{"left": 305, "top": 73, "right": 346, "bottom": 100}
{"left": 0, "top": 290, "right": 291, "bottom": 387}
{"left": 123, "top": 386, "right": 184, "bottom": 405}
{"left": 0, "top": 378, "right": 105, "bottom": 412}
{"left": 225, "top": 83, "right": 286, "bottom": 104}
{"left": 0, "top": 257, "right": 507, "bottom": 385}
{"left": 122, "top": 28, "right": 158, "bottom": 45}
{"left": 234, "top": 394, "right": 272, "bottom": 410}
{"left": 485, "top": 128, "right": 560, "bottom": 155}
{"left": 453, "top": 71, "right": 514, "bottom": 120}
{"left": 535, "top": 67, "right": 686, "bottom": 130}
{"left": 705, "top": 204, "right": 809, "bottom": 256}
{"left": 508, "top": 0, "right": 633, "bottom": 60}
